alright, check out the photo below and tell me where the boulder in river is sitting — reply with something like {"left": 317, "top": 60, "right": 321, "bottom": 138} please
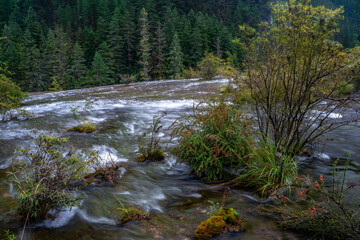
{"left": 195, "top": 207, "right": 246, "bottom": 240}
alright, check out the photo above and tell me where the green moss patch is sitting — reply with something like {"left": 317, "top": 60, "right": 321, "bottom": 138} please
{"left": 136, "top": 149, "right": 165, "bottom": 162}
{"left": 66, "top": 123, "right": 96, "bottom": 133}
{"left": 118, "top": 208, "right": 150, "bottom": 224}
{"left": 195, "top": 216, "right": 226, "bottom": 240}
{"left": 195, "top": 208, "right": 246, "bottom": 240}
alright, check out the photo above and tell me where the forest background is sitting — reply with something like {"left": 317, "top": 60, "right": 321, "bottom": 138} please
{"left": 0, "top": 0, "right": 359, "bottom": 92}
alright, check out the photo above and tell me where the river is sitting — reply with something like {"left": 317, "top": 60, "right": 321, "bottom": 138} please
{"left": 0, "top": 78, "right": 359, "bottom": 239}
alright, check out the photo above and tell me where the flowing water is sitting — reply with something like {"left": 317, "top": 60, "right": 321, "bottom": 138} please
{"left": 0, "top": 79, "right": 359, "bottom": 239}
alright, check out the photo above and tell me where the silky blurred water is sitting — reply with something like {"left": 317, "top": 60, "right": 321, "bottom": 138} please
{"left": 0, "top": 78, "right": 358, "bottom": 239}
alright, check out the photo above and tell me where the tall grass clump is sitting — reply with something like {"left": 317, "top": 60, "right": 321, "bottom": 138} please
{"left": 236, "top": 141, "right": 298, "bottom": 195}
{"left": 67, "top": 100, "right": 96, "bottom": 133}
{"left": 137, "top": 112, "right": 166, "bottom": 162}
{"left": 171, "top": 98, "right": 253, "bottom": 181}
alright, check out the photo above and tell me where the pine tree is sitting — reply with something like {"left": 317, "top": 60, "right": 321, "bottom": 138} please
{"left": 163, "top": 8, "right": 181, "bottom": 52}
{"left": 44, "top": 25, "right": 71, "bottom": 90}
{"left": 97, "top": 41, "right": 115, "bottom": 84}
{"left": 69, "top": 42, "right": 88, "bottom": 89}
{"left": 108, "top": 8, "right": 125, "bottom": 81}
{"left": 189, "top": 26, "right": 203, "bottom": 67}
{"left": 122, "top": 9, "right": 136, "bottom": 71}
{"left": 1, "top": 21, "right": 24, "bottom": 84}
{"left": 25, "top": 7, "right": 43, "bottom": 47}
{"left": 168, "top": 33, "right": 184, "bottom": 79}
{"left": 138, "top": 8, "right": 152, "bottom": 81}
{"left": 95, "top": 16, "right": 109, "bottom": 46}
{"left": 21, "top": 30, "right": 46, "bottom": 91}
{"left": 81, "top": 27, "right": 96, "bottom": 66}
{"left": 90, "top": 51, "right": 111, "bottom": 86}
{"left": 152, "top": 21, "right": 166, "bottom": 79}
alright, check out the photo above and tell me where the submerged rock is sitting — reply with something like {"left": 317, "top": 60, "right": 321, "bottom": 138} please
{"left": 195, "top": 207, "right": 246, "bottom": 240}
{"left": 118, "top": 208, "right": 150, "bottom": 224}
{"left": 135, "top": 149, "right": 165, "bottom": 162}
{"left": 66, "top": 122, "right": 96, "bottom": 133}
{"left": 83, "top": 162, "right": 126, "bottom": 185}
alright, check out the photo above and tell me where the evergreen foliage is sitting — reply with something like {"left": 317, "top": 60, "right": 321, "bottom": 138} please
{"left": 139, "top": 8, "right": 152, "bottom": 81}
{"left": 0, "top": 74, "right": 25, "bottom": 121}
{"left": 0, "top": 0, "right": 358, "bottom": 91}
{"left": 168, "top": 33, "right": 184, "bottom": 79}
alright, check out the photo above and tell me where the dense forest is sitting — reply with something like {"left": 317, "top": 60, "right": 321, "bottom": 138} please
{"left": 0, "top": 0, "right": 359, "bottom": 92}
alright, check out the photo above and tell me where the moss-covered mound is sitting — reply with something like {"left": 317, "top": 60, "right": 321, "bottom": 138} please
{"left": 136, "top": 149, "right": 165, "bottom": 162}
{"left": 219, "top": 207, "right": 246, "bottom": 232}
{"left": 195, "top": 216, "right": 227, "bottom": 240}
{"left": 195, "top": 207, "right": 246, "bottom": 240}
{"left": 118, "top": 208, "right": 150, "bottom": 224}
{"left": 66, "top": 122, "right": 96, "bottom": 133}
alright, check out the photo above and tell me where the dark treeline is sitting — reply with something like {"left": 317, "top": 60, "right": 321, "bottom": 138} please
{"left": 0, "top": 0, "right": 359, "bottom": 92}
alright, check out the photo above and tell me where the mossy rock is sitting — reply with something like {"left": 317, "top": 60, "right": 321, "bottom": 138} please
{"left": 119, "top": 208, "right": 150, "bottom": 224}
{"left": 195, "top": 208, "right": 246, "bottom": 240}
{"left": 195, "top": 216, "right": 227, "bottom": 240}
{"left": 219, "top": 86, "right": 228, "bottom": 93}
{"left": 218, "top": 207, "right": 246, "bottom": 232}
{"left": 135, "top": 154, "right": 147, "bottom": 162}
{"left": 66, "top": 124, "right": 96, "bottom": 133}
{"left": 136, "top": 149, "right": 165, "bottom": 162}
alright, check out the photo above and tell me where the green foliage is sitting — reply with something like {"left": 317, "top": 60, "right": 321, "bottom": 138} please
{"left": 90, "top": 51, "right": 112, "bottom": 86}
{"left": 0, "top": 0, "right": 358, "bottom": 91}
{"left": 48, "top": 76, "right": 63, "bottom": 92}
{"left": 187, "top": 52, "right": 240, "bottom": 82}
{"left": 68, "top": 42, "right": 88, "bottom": 89}
{"left": 137, "top": 112, "right": 166, "bottom": 161}
{"left": 8, "top": 134, "right": 95, "bottom": 220}
{"left": 138, "top": 8, "right": 152, "bottom": 81}
{"left": 207, "top": 200, "right": 220, "bottom": 216}
{"left": 196, "top": 53, "right": 224, "bottom": 80}
{"left": 171, "top": 98, "right": 252, "bottom": 181}
{"left": 171, "top": 96, "right": 298, "bottom": 191}
{"left": 0, "top": 74, "right": 26, "bottom": 121}
{"left": 267, "top": 160, "right": 360, "bottom": 239}
{"left": 168, "top": 33, "right": 184, "bottom": 79}
{"left": 235, "top": 0, "right": 360, "bottom": 155}
{"left": 151, "top": 21, "right": 166, "bottom": 79}
{"left": 120, "top": 74, "right": 137, "bottom": 84}
{"left": 1, "top": 230, "right": 16, "bottom": 240}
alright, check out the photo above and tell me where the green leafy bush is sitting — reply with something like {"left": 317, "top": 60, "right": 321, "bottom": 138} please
{"left": 1, "top": 230, "right": 15, "bottom": 240}
{"left": 0, "top": 74, "right": 26, "bottom": 122}
{"left": 9, "top": 135, "right": 95, "bottom": 220}
{"left": 171, "top": 98, "right": 252, "bottom": 181}
{"left": 196, "top": 53, "right": 224, "bottom": 80}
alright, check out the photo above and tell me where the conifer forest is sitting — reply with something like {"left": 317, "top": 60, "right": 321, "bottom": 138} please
{"left": 0, "top": 0, "right": 359, "bottom": 91}
{"left": 0, "top": 0, "right": 360, "bottom": 239}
